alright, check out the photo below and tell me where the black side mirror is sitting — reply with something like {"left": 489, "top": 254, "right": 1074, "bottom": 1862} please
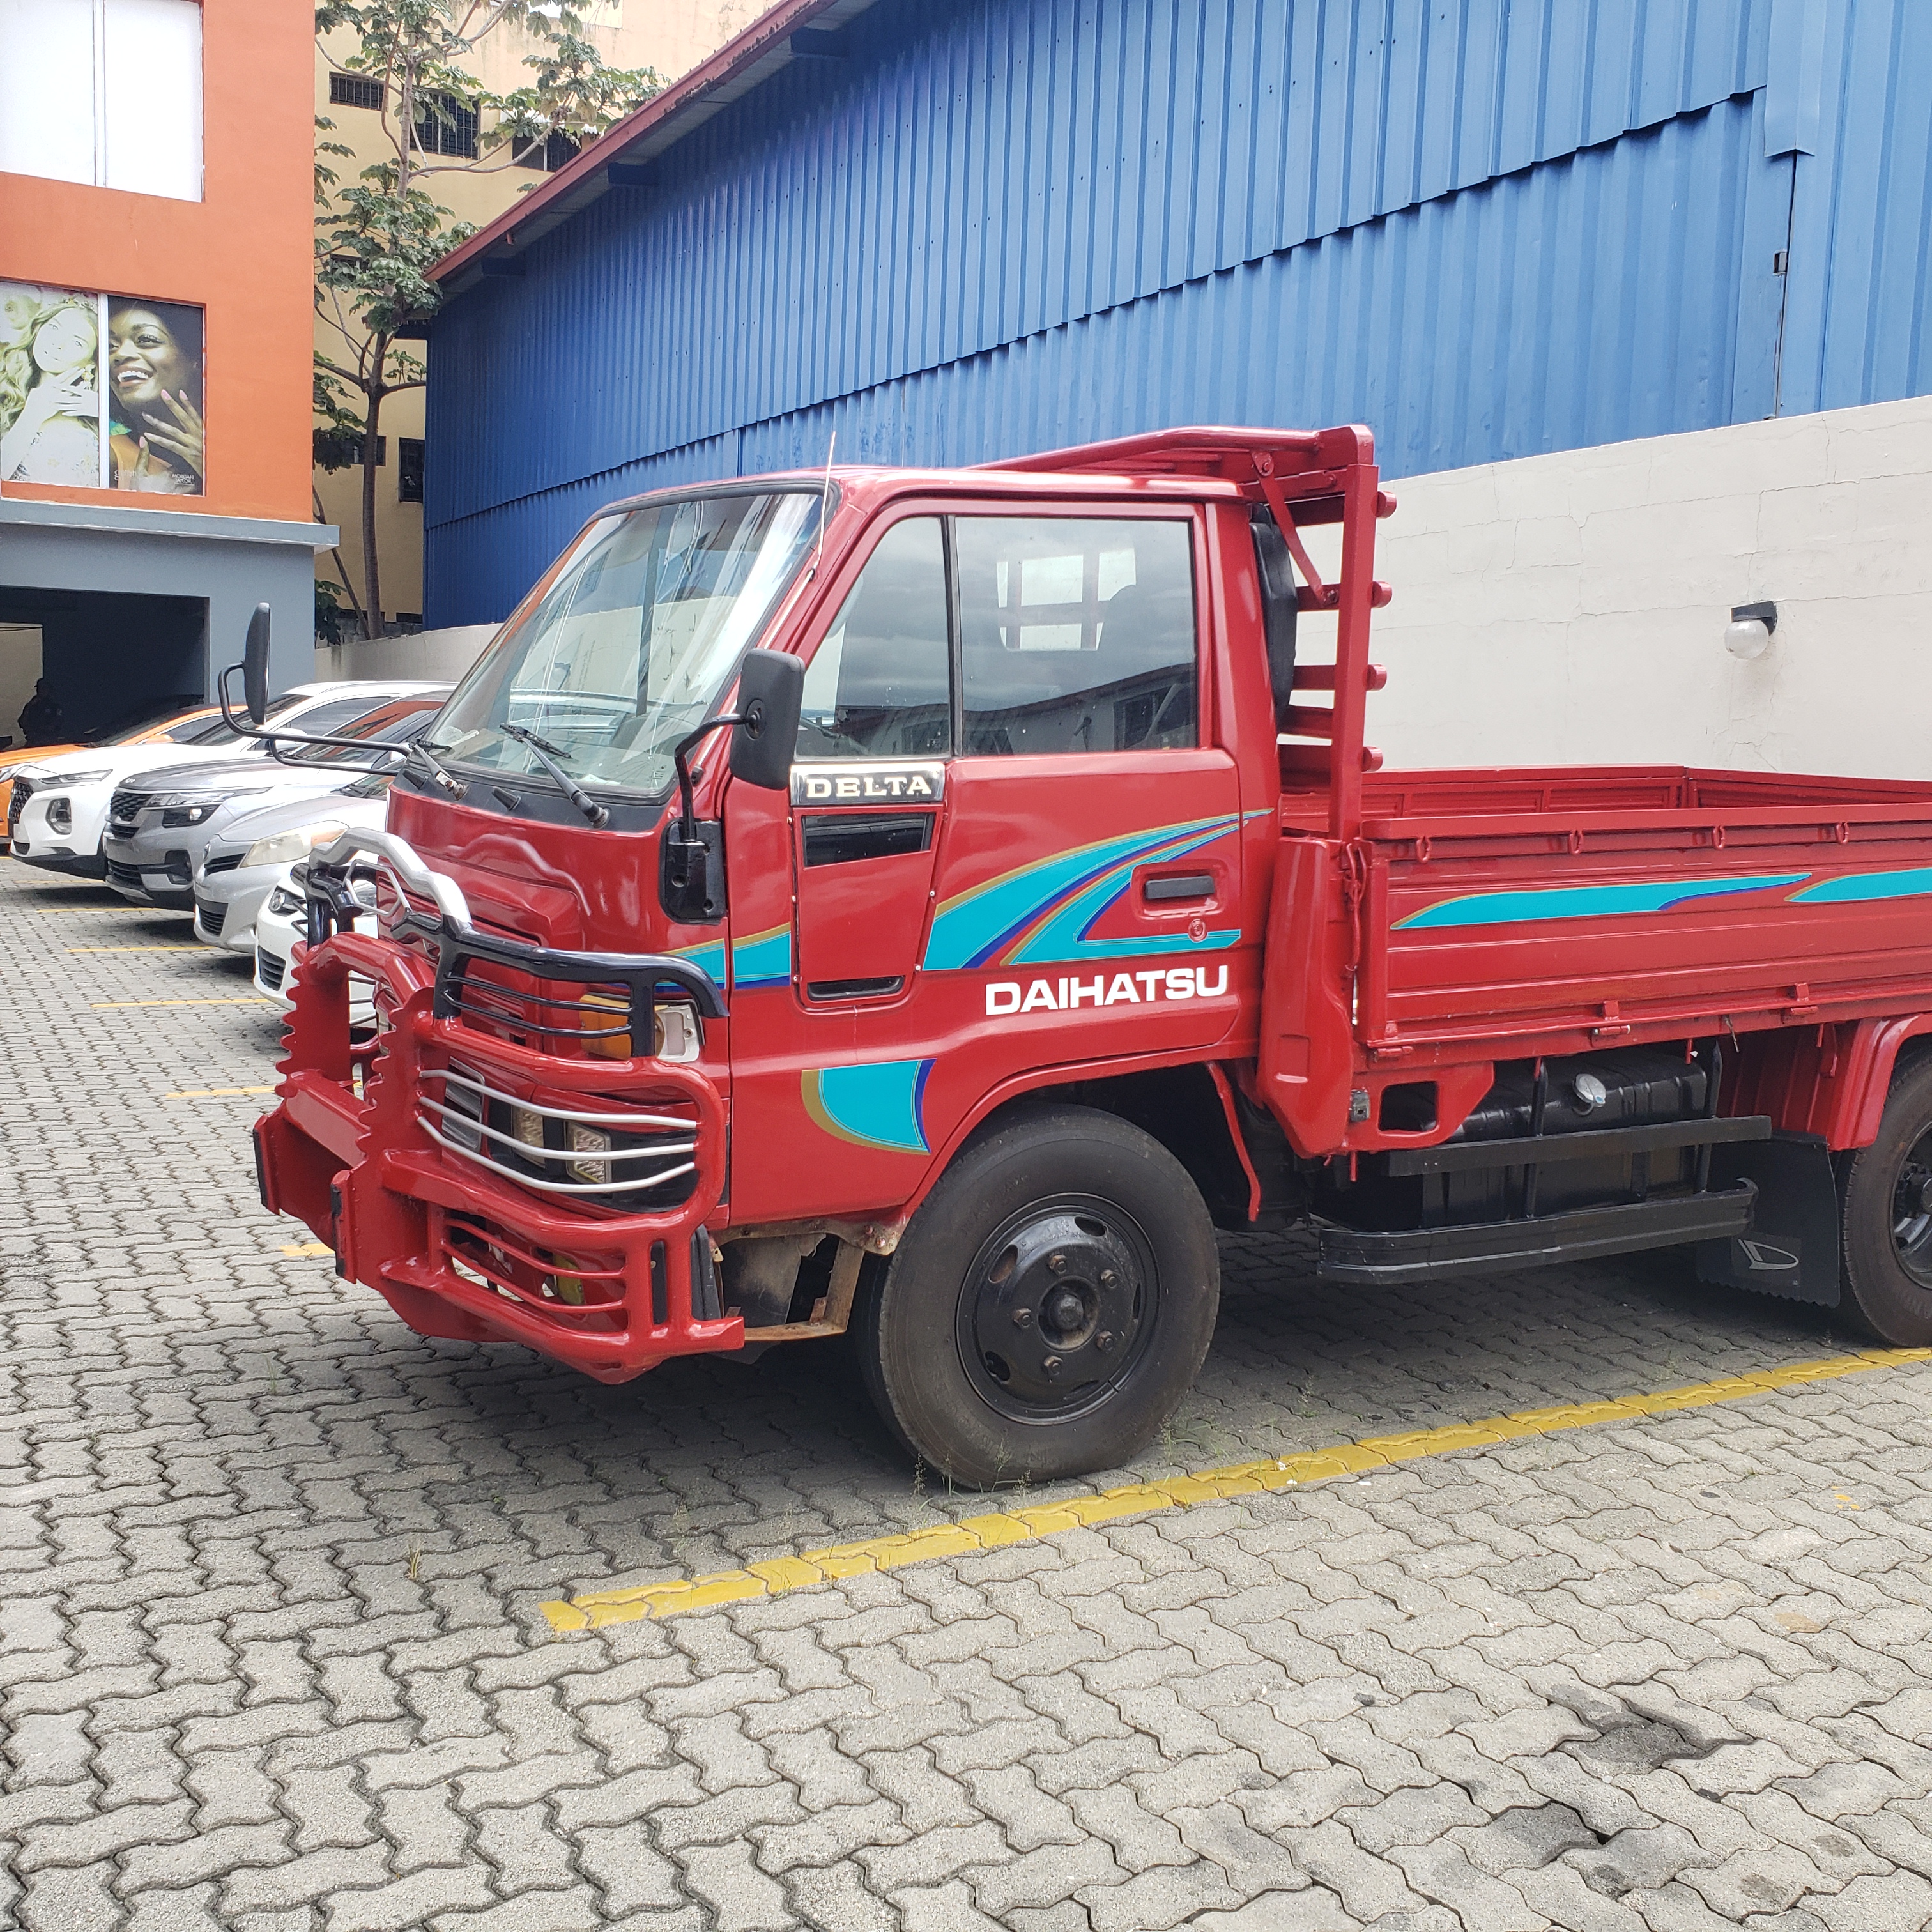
{"left": 728, "top": 648, "right": 803, "bottom": 791}
{"left": 243, "top": 603, "right": 271, "bottom": 726}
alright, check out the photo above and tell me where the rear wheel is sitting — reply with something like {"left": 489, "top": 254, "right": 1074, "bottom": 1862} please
{"left": 855, "top": 1105, "right": 1220, "bottom": 1488}
{"left": 1840, "top": 1055, "right": 1932, "bottom": 1347}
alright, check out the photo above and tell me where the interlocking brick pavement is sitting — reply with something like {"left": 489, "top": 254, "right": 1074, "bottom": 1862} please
{"left": 3, "top": 865, "right": 1930, "bottom": 1930}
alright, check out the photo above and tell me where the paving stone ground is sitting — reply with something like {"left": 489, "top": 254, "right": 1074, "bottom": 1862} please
{"left": 3, "top": 862, "right": 1931, "bottom": 1932}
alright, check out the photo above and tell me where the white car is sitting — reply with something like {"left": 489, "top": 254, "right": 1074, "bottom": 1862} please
{"left": 254, "top": 862, "right": 379, "bottom": 1027}
{"left": 9, "top": 681, "right": 447, "bottom": 883}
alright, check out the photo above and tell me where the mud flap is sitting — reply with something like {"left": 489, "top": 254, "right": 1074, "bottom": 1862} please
{"left": 1696, "top": 1131, "right": 1841, "bottom": 1307}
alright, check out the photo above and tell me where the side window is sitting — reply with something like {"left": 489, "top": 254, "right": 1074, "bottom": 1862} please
{"left": 954, "top": 518, "right": 1197, "bottom": 755}
{"left": 797, "top": 517, "right": 951, "bottom": 758}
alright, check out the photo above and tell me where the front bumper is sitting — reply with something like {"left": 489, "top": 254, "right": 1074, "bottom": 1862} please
{"left": 102, "top": 831, "right": 195, "bottom": 908}
{"left": 10, "top": 783, "right": 109, "bottom": 875}
{"left": 256, "top": 839, "right": 738, "bottom": 1383}
{"left": 194, "top": 860, "right": 278, "bottom": 951}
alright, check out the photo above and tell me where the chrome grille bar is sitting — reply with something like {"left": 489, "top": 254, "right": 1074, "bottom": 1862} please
{"left": 424, "top": 1065, "right": 692, "bottom": 1131}
{"left": 418, "top": 1094, "right": 695, "bottom": 1167}
{"left": 417, "top": 1112, "right": 698, "bottom": 1195}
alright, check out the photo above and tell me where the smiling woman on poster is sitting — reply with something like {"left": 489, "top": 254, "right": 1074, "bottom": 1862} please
{"left": 107, "top": 300, "right": 205, "bottom": 494}
{"left": 0, "top": 289, "right": 103, "bottom": 486}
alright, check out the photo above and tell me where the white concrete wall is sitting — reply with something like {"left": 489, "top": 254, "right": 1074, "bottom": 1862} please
{"left": 313, "top": 624, "right": 497, "bottom": 687}
{"left": 1360, "top": 394, "right": 1932, "bottom": 779}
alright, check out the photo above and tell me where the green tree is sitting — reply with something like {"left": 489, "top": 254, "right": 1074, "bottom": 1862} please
{"left": 314, "top": 2, "right": 660, "bottom": 638}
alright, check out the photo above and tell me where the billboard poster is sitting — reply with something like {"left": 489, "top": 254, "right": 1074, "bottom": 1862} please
{"left": 0, "top": 282, "right": 204, "bottom": 495}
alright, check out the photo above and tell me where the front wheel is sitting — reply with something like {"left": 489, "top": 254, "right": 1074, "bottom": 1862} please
{"left": 855, "top": 1105, "right": 1220, "bottom": 1488}
{"left": 1840, "top": 1055, "right": 1932, "bottom": 1347}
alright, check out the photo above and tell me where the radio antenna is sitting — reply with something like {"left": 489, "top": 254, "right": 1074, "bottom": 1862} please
{"left": 812, "top": 429, "right": 836, "bottom": 574}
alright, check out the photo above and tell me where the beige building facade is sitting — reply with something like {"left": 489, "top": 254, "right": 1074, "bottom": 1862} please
{"left": 313, "top": 1, "right": 739, "bottom": 636}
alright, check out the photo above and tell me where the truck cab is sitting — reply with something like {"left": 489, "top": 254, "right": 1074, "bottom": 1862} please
{"left": 256, "top": 426, "right": 1932, "bottom": 1486}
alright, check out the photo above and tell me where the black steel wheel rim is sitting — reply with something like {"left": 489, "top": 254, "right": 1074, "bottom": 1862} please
{"left": 954, "top": 1192, "right": 1161, "bottom": 1427}
{"left": 1890, "top": 1129, "right": 1932, "bottom": 1290}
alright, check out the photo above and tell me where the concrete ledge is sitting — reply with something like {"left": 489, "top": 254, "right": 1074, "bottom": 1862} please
{"left": 0, "top": 494, "right": 337, "bottom": 550}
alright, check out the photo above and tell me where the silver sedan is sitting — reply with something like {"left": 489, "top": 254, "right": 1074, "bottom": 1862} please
{"left": 192, "top": 774, "right": 394, "bottom": 956}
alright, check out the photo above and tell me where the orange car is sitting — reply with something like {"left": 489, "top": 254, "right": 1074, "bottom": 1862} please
{"left": 1, "top": 705, "right": 220, "bottom": 853}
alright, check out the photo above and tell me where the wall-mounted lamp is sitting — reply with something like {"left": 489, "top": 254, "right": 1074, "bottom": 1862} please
{"left": 1725, "top": 600, "right": 1778, "bottom": 660}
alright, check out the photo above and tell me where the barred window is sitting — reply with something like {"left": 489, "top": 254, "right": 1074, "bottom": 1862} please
{"left": 413, "top": 92, "right": 478, "bottom": 158}
{"left": 329, "top": 72, "right": 385, "bottom": 111}
{"left": 514, "top": 130, "right": 579, "bottom": 171}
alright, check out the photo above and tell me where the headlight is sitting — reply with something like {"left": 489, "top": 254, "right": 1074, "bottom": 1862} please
{"left": 567, "top": 1124, "right": 612, "bottom": 1184}
{"left": 148, "top": 788, "right": 266, "bottom": 809}
{"left": 242, "top": 823, "right": 346, "bottom": 870}
{"left": 37, "top": 769, "right": 110, "bottom": 787}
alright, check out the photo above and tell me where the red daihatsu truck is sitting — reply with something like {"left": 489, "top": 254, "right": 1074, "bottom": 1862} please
{"left": 246, "top": 425, "right": 1932, "bottom": 1485}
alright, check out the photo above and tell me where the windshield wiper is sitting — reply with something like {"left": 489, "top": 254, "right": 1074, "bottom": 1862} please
{"left": 501, "top": 723, "right": 610, "bottom": 829}
{"left": 408, "top": 739, "right": 468, "bottom": 800}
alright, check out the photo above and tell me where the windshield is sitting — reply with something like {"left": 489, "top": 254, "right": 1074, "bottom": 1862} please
{"left": 434, "top": 489, "right": 821, "bottom": 798}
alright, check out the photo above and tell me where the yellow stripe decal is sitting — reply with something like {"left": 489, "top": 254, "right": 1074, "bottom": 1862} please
{"left": 89, "top": 997, "right": 274, "bottom": 1008}
{"left": 540, "top": 1347, "right": 1932, "bottom": 1633}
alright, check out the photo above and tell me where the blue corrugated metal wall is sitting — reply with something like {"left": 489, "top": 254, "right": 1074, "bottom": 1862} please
{"left": 425, "top": 0, "right": 1932, "bottom": 625}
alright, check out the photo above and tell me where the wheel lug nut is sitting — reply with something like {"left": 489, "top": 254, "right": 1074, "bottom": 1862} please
{"left": 1011, "top": 1307, "right": 1032, "bottom": 1328}
{"left": 1042, "top": 1355, "right": 1062, "bottom": 1377}
{"left": 1048, "top": 1253, "right": 1067, "bottom": 1274}
{"left": 1099, "top": 1268, "right": 1116, "bottom": 1285}
{"left": 1096, "top": 1330, "right": 1115, "bottom": 1352}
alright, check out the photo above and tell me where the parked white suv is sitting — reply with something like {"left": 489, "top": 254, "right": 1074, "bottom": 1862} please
{"left": 10, "top": 683, "right": 443, "bottom": 883}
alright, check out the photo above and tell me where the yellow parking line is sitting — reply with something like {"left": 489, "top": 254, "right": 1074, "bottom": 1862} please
{"left": 68, "top": 944, "right": 206, "bottom": 951}
{"left": 167, "top": 1085, "right": 275, "bottom": 1098}
{"left": 541, "top": 1346, "right": 1932, "bottom": 1633}
{"left": 281, "top": 1241, "right": 332, "bottom": 1258}
{"left": 90, "top": 997, "right": 273, "bottom": 1008}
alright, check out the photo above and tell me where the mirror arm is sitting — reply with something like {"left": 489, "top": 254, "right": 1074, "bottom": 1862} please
{"left": 671, "top": 712, "right": 742, "bottom": 843}
{"left": 215, "top": 661, "right": 257, "bottom": 737}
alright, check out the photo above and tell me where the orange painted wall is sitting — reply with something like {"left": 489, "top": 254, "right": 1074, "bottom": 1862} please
{"left": 0, "top": 0, "right": 314, "bottom": 524}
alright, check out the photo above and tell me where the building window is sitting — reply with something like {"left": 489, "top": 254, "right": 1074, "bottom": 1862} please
{"left": 329, "top": 72, "right": 387, "bottom": 112}
{"left": 514, "top": 130, "right": 580, "bottom": 172}
{"left": 0, "top": 0, "right": 203, "bottom": 202}
{"left": 397, "top": 439, "right": 424, "bottom": 503}
{"left": 413, "top": 92, "right": 479, "bottom": 159}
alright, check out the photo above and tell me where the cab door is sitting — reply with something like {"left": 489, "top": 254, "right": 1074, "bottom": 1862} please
{"left": 723, "top": 503, "right": 1245, "bottom": 1229}
{"left": 721, "top": 511, "right": 954, "bottom": 1225}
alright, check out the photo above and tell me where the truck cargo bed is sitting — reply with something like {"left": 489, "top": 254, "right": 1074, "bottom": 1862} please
{"left": 1308, "top": 765, "right": 1932, "bottom": 1059}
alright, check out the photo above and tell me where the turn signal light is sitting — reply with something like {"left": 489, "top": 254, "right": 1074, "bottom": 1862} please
{"left": 578, "top": 991, "right": 703, "bottom": 1062}
{"left": 580, "top": 991, "right": 630, "bottom": 1059}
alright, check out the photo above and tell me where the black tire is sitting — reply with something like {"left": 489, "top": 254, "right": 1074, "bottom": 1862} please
{"left": 1840, "top": 1054, "right": 1932, "bottom": 1347}
{"left": 855, "top": 1105, "right": 1220, "bottom": 1488}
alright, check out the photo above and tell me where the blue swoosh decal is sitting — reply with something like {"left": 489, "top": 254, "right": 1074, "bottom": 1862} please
{"left": 1396, "top": 873, "right": 1811, "bottom": 930}
{"left": 1790, "top": 867, "right": 1932, "bottom": 905}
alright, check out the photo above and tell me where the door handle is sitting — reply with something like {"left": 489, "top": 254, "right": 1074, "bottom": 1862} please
{"left": 1142, "top": 871, "right": 1215, "bottom": 904}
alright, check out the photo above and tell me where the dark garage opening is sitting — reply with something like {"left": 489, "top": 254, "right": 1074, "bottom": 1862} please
{"left": 0, "top": 587, "right": 207, "bottom": 747}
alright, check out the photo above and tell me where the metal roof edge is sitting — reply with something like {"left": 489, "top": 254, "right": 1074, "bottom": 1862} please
{"left": 431, "top": 0, "right": 878, "bottom": 297}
